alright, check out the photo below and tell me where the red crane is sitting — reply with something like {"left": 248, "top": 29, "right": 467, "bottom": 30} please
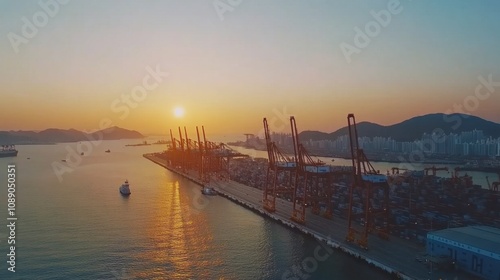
{"left": 164, "top": 125, "right": 246, "bottom": 185}
{"left": 452, "top": 167, "right": 473, "bottom": 187}
{"left": 196, "top": 126, "right": 206, "bottom": 183}
{"left": 346, "top": 114, "right": 390, "bottom": 250}
{"left": 486, "top": 172, "right": 500, "bottom": 191}
{"left": 424, "top": 166, "right": 448, "bottom": 176}
{"left": 167, "top": 128, "right": 182, "bottom": 168}
{"left": 290, "top": 116, "right": 334, "bottom": 223}
{"left": 183, "top": 127, "right": 195, "bottom": 171}
{"left": 262, "top": 117, "right": 296, "bottom": 213}
{"left": 391, "top": 167, "right": 408, "bottom": 175}
{"left": 177, "top": 127, "right": 185, "bottom": 171}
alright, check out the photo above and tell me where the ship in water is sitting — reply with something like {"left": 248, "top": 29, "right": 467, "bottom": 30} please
{"left": 201, "top": 185, "right": 217, "bottom": 196}
{"left": 119, "top": 180, "right": 131, "bottom": 196}
{"left": 0, "top": 145, "right": 18, "bottom": 158}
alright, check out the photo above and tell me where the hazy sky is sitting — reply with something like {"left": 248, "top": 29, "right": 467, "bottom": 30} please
{"left": 1, "top": 0, "right": 499, "bottom": 137}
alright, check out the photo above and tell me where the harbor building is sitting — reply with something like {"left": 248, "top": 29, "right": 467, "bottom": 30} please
{"left": 427, "top": 226, "right": 500, "bottom": 280}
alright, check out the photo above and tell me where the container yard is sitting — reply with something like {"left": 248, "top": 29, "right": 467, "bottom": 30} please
{"left": 144, "top": 115, "right": 500, "bottom": 280}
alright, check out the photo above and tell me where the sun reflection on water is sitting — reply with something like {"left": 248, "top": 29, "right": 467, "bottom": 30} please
{"left": 133, "top": 180, "right": 224, "bottom": 279}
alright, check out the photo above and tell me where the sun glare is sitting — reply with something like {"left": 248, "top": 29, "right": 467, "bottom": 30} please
{"left": 173, "top": 106, "right": 185, "bottom": 118}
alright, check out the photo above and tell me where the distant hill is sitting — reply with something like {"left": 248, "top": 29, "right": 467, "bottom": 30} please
{"left": 299, "top": 113, "right": 500, "bottom": 142}
{"left": 0, "top": 126, "right": 144, "bottom": 144}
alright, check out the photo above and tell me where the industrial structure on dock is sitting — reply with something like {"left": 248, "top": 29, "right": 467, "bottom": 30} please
{"left": 155, "top": 114, "right": 500, "bottom": 280}
{"left": 427, "top": 226, "right": 500, "bottom": 280}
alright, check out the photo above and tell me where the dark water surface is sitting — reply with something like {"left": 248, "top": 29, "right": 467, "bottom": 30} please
{"left": 0, "top": 140, "right": 390, "bottom": 279}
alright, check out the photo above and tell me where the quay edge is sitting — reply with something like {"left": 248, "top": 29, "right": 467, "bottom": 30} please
{"left": 143, "top": 153, "right": 413, "bottom": 280}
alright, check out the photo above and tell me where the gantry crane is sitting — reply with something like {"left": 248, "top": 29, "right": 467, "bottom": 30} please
{"left": 486, "top": 172, "right": 500, "bottom": 191}
{"left": 167, "top": 128, "right": 183, "bottom": 168}
{"left": 177, "top": 127, "right": 186, "bottom": 171}
{"left": 424, "top": 166, "right": 448, "bottom": 177}
{"left": 196, "top": 126, "right": 206, "bottom": 183}
{"left": 163, "top": 126, "right": 246, "bottom": 184}
{"left": 452, "top": 167, "right": 473, "bottom": 187}
{"left": 183, "top": 127, "right": 196, "bottom": 171}
{"left": 346, "top": 114, "right": 390, "bottom": 250}
{"left": 262, "top": 117, "right": 296, "bottom": 213}
{"left": 391, "top": 167, "right": 407, "bottom": 175}
{"left": 290, "top": 116, "right": 335, "bottom": 223}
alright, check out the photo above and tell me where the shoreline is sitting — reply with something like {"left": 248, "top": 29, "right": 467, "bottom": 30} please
{"left": 143, "top": 152, "right": 475, "bottom": 280}
{"left": 143, "top": 153, "right": 423, "bottom": 280}
{"left": 227, "top": 144, "right": 500, "bottom": 173}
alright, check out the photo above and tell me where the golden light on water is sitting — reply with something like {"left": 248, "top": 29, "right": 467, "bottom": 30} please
{"left": 135, "top": 180, "right": 223, "bottom": 279}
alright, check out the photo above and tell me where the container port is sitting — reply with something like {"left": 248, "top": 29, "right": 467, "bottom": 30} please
{"left": 143, "top": 116, "right": 500, "bottom": 280}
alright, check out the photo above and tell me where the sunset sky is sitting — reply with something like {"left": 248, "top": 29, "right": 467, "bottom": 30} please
{"left": 1, "top": 0, "right": 499, "bottom": 138}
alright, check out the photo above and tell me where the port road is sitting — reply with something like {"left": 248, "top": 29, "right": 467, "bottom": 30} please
{"left": 144, "top": 154, "right": 473, "bottom": 280}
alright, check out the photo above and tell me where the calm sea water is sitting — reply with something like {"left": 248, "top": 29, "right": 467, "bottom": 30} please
{"left": 0, "top": 139, "right": 389, "bottom": 280}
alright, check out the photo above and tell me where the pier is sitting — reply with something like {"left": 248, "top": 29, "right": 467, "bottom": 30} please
{"left": 144, "top": 153, "right": 474, "bottom": 280}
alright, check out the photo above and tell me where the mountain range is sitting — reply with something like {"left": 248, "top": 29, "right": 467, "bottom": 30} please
{"left": 299, "top": 113, "right": 500, "bottom": 142}
{"left": 0, "top": 126, "right": 144, "bottom": 144}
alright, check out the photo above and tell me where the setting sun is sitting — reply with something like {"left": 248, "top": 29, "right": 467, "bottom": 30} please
{"left": 173, "top": 106, "right": 185, "bottom": 118}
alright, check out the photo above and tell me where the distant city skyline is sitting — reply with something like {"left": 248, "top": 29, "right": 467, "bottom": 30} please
{"left": 268, "top": 128, "right": 500, "bottom": 158}
{"left": 1, "top": 0, "right": 500, "bottom": 135}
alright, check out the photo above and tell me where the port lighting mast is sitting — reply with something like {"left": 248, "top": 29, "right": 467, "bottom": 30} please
{"left": 346, "top": 114, "right": 390, "bottom": 250}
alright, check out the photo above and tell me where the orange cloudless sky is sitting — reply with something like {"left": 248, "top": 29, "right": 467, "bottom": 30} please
{"left": 1, "top": 1, "right": 499, "bottom": 139}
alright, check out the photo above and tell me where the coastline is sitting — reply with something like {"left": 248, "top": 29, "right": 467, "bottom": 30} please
{"left": 142, "top": 153, "right": 405, "bottom": 279}
{"left": 143, "top": 152, "right": 473, "bottom": 280}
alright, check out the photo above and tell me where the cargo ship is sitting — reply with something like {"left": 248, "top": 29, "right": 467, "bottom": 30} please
{"left": 0, "top": 145, "right": 18, "bottom": 158}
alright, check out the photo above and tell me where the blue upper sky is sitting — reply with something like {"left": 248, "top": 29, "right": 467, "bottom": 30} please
{"left": 1, "top": 0, "right": 499, "bottom": 134}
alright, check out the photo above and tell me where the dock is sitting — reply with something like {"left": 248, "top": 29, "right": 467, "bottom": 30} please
{"left": 144, "top": 153, "right": 474, "bottom": 280}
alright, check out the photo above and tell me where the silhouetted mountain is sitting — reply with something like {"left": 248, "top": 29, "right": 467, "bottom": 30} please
{"left": 299, "top": 113, "right": 500, "bottom": 142}
{"left": 299, "top": 130, "right": 331, "bottom": 142}
{"left": 0, "top": 127, "right": 144, "bottom": 144}
{"left": 92, "top": 126, "right": 144, "bottom": 140}
{"left": 37, "top": 128, "right": 84, "bottom": 143}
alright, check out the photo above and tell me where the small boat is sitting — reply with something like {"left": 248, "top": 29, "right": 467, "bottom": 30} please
{"left": 201, "top": 186, "right": 217, "bottom": 196}
{"left": 105, "top": 149, "right": 110, "bottom": 153}
{"left": 119, "top": 180, "right": 131, "bottom": 196}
